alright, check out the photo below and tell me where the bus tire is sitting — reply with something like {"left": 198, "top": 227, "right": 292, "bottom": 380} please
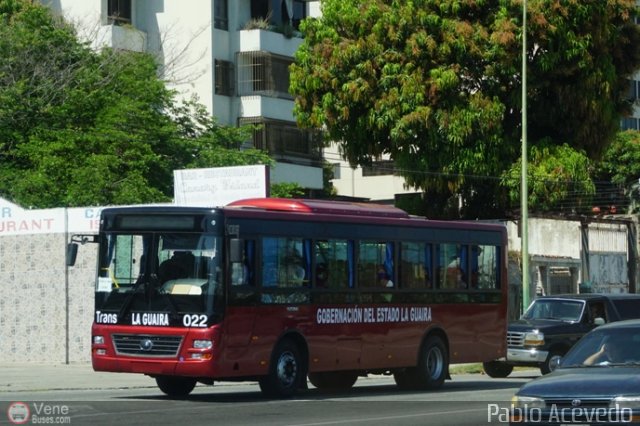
{"left": 155, "top": 376, "right": 197, "bottom": 398}
{"left": 308, "top": 371, "right": 358, "bottom": 390}
{"left": 414, "top": 335, "right": 448, "bottom": 390}
{"left": 259, "top": 339, "right": 303, "bottom": 398}
{"left": 482, "top": 361, "right": 513, "bottom": 378}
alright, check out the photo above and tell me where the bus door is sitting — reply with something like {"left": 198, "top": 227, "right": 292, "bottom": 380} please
{"left": 225, "top": 239, "right": 258, "bottom": 347}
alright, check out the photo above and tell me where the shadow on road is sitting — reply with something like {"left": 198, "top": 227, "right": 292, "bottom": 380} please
{"left": 113, "top": 374, "right": 533, "bottom": 404}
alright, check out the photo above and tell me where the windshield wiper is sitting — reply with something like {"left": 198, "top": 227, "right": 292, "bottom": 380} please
{"left": 117, "top": 275, "right": 147, "bottom": 322}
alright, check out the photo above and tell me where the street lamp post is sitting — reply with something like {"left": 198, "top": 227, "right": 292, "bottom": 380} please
{"left": 521, "top": 0, "right": 530, "bottom": 312}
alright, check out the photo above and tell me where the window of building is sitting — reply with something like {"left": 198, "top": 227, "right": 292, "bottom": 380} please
{"left": 250, "top": 0, "right": 307, "bottom": 30}
{"left": 107, "top": 0, "right": 132, "bottom": 25}
{"left": 237, "top": 51, "right": 293, "bottom": 99}
{"left": 362, "top": 160, "right": 396, "bottom": 177}
{"left": 214, "top": 0, "right": 229, "bottom": 30}
{"left": 626, "top": 79, "right": 639, "bottom": 102}
{"left": 214, "top": 59, "right": 234, "bottom": 97}
{"left": 621, "top": 117, "right": 639, "bottom": 131}
{"left": 239, "top": 117, "right": 323, "bottom": 164}
{"left": 332, "top": 163, "right": 341, "bottom": 180}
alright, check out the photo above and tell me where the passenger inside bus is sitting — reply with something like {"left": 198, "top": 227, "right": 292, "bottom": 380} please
{"left": 158, "top": 251, "right": 195, "bottom": 283}
{"left": 377, "top": 265, "right": 394, "bottom": 288}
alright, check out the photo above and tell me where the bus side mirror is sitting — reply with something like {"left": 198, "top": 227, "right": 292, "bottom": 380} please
{"left": 66, "top": 243, "right": 78, "bottom": 267}
{"left": 229, "top": 238, "right": 242, "bottom": 263}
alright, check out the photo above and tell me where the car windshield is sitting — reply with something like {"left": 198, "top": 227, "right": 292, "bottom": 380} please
{"left": 561, "top": 327, "right": 640, "bottom": 367}
{"left": 522, "top": 299, "right": 584, "bottom": 322}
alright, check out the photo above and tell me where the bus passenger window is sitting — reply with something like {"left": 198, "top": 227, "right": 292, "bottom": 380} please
{"left": 400, "top": 242, "right": 432, "bottom": 289}
{"left": 437, "top": 243, "right": 468, "bottom": 289}
{"left": 261, "top": 237, "right": 310, "bottom": 288}
{"left": 358, "top": 241, "right": 394, "bottom": 288}
{"left": 314, "top": 240, "right": 350, "bottom": 289}
{"left": 474, "top": 245, "right": 499, "bottom": 289}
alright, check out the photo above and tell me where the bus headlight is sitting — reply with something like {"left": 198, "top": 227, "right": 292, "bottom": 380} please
{"left": 193, "top": 340, "right": 213, "bottom": 350}
{"left": 524, "top": 331, "right": 544, "bottom": 346}
{"left": 93, "top": 335, "right": 105, "bottom": 345}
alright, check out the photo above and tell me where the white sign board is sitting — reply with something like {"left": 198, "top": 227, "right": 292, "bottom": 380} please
{"left": 0, "top": 197, "right": 103, "bottom": 235}
{"left": 173, "top": 165, "right": 269, "bottom": 207}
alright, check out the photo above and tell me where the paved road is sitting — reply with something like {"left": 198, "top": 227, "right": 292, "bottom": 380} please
{"left": 0, "top": 364, "right": 539, "bottom": 425}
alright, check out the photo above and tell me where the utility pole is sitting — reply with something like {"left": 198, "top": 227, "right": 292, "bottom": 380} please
{"left": 521, "top": 0, "right": 530, "bottom": 312}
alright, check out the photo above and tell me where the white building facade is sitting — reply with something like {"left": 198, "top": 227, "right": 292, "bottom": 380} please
{"left": 45, "top": 0, "right": 324, "bottom": 192}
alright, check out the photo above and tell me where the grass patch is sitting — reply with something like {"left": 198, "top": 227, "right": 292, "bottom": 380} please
{"left": 450, "top": 363, "right": 484, "bottom": 374}
{"left": 450, "top": 363, "right": 537, "bottom": 375}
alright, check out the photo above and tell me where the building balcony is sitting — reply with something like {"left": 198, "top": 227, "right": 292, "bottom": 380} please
{"left": 96, "top": 24, "right": 147, "bottom": 52}
{"left": 238, "top": 28, "right": 302, "bottom": 58}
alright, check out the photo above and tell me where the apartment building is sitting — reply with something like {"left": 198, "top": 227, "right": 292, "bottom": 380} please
{"left": 45, "top": 0, "right": 325, "bottom": 193}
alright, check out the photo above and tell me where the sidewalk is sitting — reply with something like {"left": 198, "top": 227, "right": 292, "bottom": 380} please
{"left": 0, "top": 363, "right": 154, "bottom": 394}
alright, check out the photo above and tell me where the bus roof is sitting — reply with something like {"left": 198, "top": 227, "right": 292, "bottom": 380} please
{"left": 226, "top": 198, "right": 411, "bottom": 219}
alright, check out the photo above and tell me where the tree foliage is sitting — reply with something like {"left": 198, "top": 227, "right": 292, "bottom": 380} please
{"left": 594, "top": 130, "right": 640, "bottom": 213}
{"left": 0, "top": 0, "right": 271, "bottom": 208}
{"left": 290, "top": 0, "right": 640, "bottom": 217}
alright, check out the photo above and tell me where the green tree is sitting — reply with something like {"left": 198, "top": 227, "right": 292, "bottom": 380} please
{"left": 290, "top": 0, "right": 640, "bottom": 217}
{"left": 593, "top": 130, "right": 640, "bottom": 213}
{"left": 0, "top": 0, "right": 272, "bottom": 208}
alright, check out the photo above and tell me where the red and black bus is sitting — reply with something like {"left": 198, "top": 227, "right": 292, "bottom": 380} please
{"left": 75, "top": 198, "right": 508, "bottom": 397}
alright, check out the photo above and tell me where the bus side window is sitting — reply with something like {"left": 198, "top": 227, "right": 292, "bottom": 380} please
{"left": 358, "top": 241, "right": 394, "bottom": 288}
{"left": 314, "top": 239, "right": 350, "bottom": 289}
{"left": 400, "top": 242, "right": 432, "bottom": 289}
{"left": 231, "top": 240, "right": 255, "bottom": 286}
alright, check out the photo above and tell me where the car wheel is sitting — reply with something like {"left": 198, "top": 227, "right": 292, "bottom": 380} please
{"left": 540, "top": 350, "right": 563, "bottom": 375}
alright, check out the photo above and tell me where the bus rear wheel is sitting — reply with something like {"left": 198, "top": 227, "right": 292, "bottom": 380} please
{"left": 259, "top": 339, "right": 303, "bottom": 398}
{"left": 155, "top": 376, "right": 197, "bottom": 398}
{"left": 308, "top": 371, "right": 358, "bottom": 390}
{"left": 482, "top": 361, "right": 513, "bottom": 378}
{"left": 414, "top": 336, "right": 448, "bottom": 390}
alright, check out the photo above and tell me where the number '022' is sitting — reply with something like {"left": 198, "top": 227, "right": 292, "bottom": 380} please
{"left": 183, "top": 314, "right": 207, "bottom": 327}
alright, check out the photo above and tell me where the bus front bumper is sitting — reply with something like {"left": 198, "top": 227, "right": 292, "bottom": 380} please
{"left": 92, "top": 356, "right": 219, "bottom": 378}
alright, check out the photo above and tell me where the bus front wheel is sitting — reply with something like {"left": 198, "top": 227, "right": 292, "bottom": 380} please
{"left": 414, "top": 336, "right": 448, "bottom": 390}
{"left": 259, "top": 339, "right": 303, "bottom": 398}
{"left": 155, "top": 376, "right": 197, "bottom": 398}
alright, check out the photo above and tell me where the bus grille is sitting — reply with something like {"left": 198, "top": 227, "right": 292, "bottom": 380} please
{"left": 112, "top": 334, "right": 183, "bottom": 357}
{"left": 507, "top": 331, "right": 525, "bottom": 348}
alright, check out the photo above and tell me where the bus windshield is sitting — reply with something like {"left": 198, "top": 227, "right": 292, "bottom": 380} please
{"left": 95, "top": 232, "right": 222, "bottom": 325}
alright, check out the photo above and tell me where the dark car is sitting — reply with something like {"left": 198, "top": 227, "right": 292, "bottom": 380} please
{"left": 484, "top": 293, "right": 640, "bottom": 378}
{"left": 510, "top": 319, "right": 640, "bottom": 425}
